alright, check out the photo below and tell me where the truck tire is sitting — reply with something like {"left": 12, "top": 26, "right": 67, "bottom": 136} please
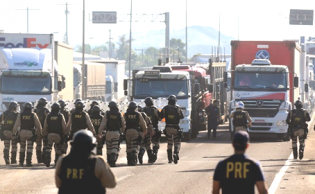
{"left": 183, "top": 130, "right": 191, "bottom": 142}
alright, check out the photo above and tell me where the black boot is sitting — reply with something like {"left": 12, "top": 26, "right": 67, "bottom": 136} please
{"left": 11, "top": 151, "right": 17, "bottom": 164}
{"left": 173, "top": 146, "right": 179, "bottom": 164}
{"left": 109, "top": 153, "right": 117, "bottom": 167}
{"left": 36, "top": 150, "right": 42, "bottom": 164}
{"left": 129, "top": 151, "right": 137, "bottom": 166}
{"left": 153, "top": 146, "right": 159, "bottom": 162}
{"left": 138, "top": 148, "right": 145, "bottom": 165}
{"left": 127, "top": 152, "right": 131, "bottom": 166}
{"left": 147, "top": 149, "right": 155, "bottom": 164}
{"left": 293, "top": 147, "right": 298, "bottom": 159}
{"left": 41, "top": 149, "right": 46, "bottom": 164}
{"left": 167, "top": 149, "right": 173, "bottom": 163}
{"left": 45, "top": 151, "right": 51, "bottom": 167}
{"left": 107, "top": 155, "right": 110, "bottom": 163}
{"left": 4, "top": 149, "right": 10, "bottom": 165}
{"left": 299, "top": 147, "right": 304, "bottom": 160}
{"left": 26, "top": 152, "right": 33, "bottom": 167}
{"left": 19, "top": 152, "right": 25, "bottom": 166}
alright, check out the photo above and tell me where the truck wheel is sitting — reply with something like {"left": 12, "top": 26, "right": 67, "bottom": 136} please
{"left": 183, "top": 131, "right": 191, "bottom": 142}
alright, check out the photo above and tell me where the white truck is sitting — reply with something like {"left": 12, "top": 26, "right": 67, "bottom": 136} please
{"left": 106, "top": 75, "right": 115, "bottom": 101}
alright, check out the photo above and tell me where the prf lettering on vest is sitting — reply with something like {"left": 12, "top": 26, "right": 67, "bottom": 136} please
{"left": 128, "top": 115, "right": 136, "bottom": 119}
{"left": 23, "top": 116, "right": 31, "bottom": 120}
{"left": 226, "top": 162, "right": 250, "bottom": 178}
{"left": 75, "top": 115, "right": 82, "bottom": 119}
{"left": 6, "top": 120, "right": 13, "bottom": 124}
{"left": 295, "top": 118, "right": 301, "bottom": 121}
{"left": 67, "top": 168, "right": 84, "bottom": 179}
{"left": 168, "top": 115, "right": 174, "bottom": 119}
{"left": 110, "top": 115, "right": 117, "bottom": 119}
{"left": 92, "top": 119, "right": 101, "bottom": 126}
{"left": 51, "top": 116, "right": 58, "bottom": 120}
{"left": 236, "top": 115, "right": 244, "bottom": 119}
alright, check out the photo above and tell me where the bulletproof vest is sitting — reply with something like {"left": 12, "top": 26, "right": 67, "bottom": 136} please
{"left": 125, "top": 110, "right": 140, "bottom": 130}
{"left": 164, "top": 105, "right": 180, "bottom": 125}
{"left": 143, "top": 106, "right": 159, "bottom": 126}
{"left": 71, "top": 111, "right": 88, "bottom": 132}
{"left": 34, "top": 107, "right": 49, "bottom": 127}
{"left": 3, "top": 111, "right": 19, "bottom": 131}
{"left": 291, "top": 109, "right": 305, "bottom": 126}
{"left": 106, "top": 111, "right": 121, "bottom": 131}
{"left": 233, "top": 111, "right": 247, "bottom": 127}
{"left": 90, "top": 113, "right": 103, "bottom": 134}
{"left": 20, "top": 112, "right": 35, "bottom": 130}
{"left": 47, "top": 112, "right": 63, "bottom": 134}
{"left": 60, "top": 109, "right": 70, "bottom": 123}
{"left": 59, "top": 155, "right": 105, "bottom": 194}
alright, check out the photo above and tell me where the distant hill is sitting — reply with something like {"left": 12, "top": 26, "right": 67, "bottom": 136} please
{"left": 131, "top": 25, "right": 234, "bottom": 57}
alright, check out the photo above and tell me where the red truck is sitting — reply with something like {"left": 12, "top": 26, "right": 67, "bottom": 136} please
{"left": 227, "top": 40, "right": 300, "bottom": 139}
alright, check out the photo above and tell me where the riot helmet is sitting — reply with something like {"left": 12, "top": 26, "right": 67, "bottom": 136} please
{"left": 128, "top": 101, "right": 137, "bottom": 109}
{"left": 168, "top": 95, "right": 176, "bottom": 105}
{"left": 92, "top": 105, "right": 101, "bottom": 113}
{"left": 294, "top": 100, "right": 303, "bottom": 109}
{"left": 38, "top": 98, "right": 48, "bottom": 105}
{"left": 70, "top": 130, "right": 96, "bottom": 150}
{"left": 90, "top": 101, "right": 99, "bottom": 107}
{"left": 137, "top": 105, "right": 143, "bottom": 112}
{"left": 74, "top": 98, "right": 82, "bottom": 105}
{"left": 144, "top": 97, "right": 154, "bottom": 106}
{"left": 235, "top": 101, "right": 245, "bottom": 110}
{"left": 23, "top": 102, "right": 33, "bottom": 110}
{"left": 75, "top": 101, "right": 85, "bottom": 109}
{"left": 108, "top": 101, "right": 118, "bottom": 108}
{"left": 51, "top": 102, "right": 61, "bottom": 111}
{"left": 58, "top": 100, "right": 67, "bottom": 108}
{"left": 8, "top": 101, "right": 19, "bottom": 111}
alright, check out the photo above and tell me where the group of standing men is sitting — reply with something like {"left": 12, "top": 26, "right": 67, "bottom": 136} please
{"left": 0, "top": 94, "right": 184, "bottom": 168}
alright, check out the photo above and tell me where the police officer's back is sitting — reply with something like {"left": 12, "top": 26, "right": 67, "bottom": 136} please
{"left": 55, "top": 130, "right": 116, "bottom": 194}
{"left": 90, "top": 105, "right": 104, "bottom": 155}
{"left": 213, "top": 131, "right": 268, "bottom": 194}
{"left": 229, "top": 101, "right": 252, "bottom": 134}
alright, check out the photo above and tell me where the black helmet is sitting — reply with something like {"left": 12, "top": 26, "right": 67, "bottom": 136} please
{"left": 70, "top": 129, "right": 96, "bottom": 147}
{"left": 108, "top": 101, "right": 118, "bottom": 108}
{"left": 144, "top": 97, "right": 153, "bottom": 105}
{"left": 75, "top": 101, "right": 85, "bottom": 108}
{"left": 90, "top": 101, "right": 99, "bottom": 107}
{"left": 58, "top": 100, "right": 67, "bottom": 107}
{"left": 74, "top": 98, "right": 82, "bottom": 105}
{"left": 137, "top": 105, "right": 143, "bottom": 112}
{"left": 92, "top": 105, "right": 101, "bottom": 112}
{"left": 294, "top": 100, "right": 303, "bottom": 108}
{"left": 168, "top": 95, "right": 176, "bottom": 102}
{"left": 51, "top": 102, "right": 61, "bottom": 111}
{"left": 38, "top": 98, "right": 47, "bottom": 105}
{"left": 23, "top": 102, "right": 33, "bottom": 109}
{"left": 8, "top": 101, "right": 19, "bottom": 110}
{"left": 128, "top": 101, "right": 137, "bottom": 109}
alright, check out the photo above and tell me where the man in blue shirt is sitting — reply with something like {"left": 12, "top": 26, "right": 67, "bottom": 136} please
{"left": 212, "top": 131, "right": 268, "bottom": 194}
{"left": 205, "top": 100, "right": 220, "bottom": 139}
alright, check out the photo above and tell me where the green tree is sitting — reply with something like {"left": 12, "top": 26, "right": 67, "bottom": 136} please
{"left": 75, "top": 44, "right": 92, "bottom": 54}
{"left": 91, "top": 45, "right": 108, "bottom": 56}
{"left": 170, "top": 38, "right": 186, "bottom": 62}
{"left": 116, "top": 35, "right": 130, "bottom": 60}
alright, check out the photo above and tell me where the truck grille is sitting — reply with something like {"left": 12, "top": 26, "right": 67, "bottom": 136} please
{"left": 250, "top": 127, "right": 271, "bottom": 131}
{"left": 252, "top": 123, "right": 272, "bottom": 126}
{"left": 237, "top": 99, "right": 282, "bottom": 118}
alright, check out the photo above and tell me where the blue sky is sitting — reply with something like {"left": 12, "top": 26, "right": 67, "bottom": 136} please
{"left": 1, "top": 0, "right": 315, "bottom": 48}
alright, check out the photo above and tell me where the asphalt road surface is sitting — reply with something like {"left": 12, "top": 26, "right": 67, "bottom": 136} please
{"left": 0, "top": 123, "right": 311, "bottom": 194}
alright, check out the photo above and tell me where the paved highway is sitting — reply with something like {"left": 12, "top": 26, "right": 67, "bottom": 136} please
{"left": 0, "top": 123, "right": 314, "bottom": 194}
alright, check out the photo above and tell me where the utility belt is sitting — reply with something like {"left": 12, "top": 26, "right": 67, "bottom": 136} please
{"left": 125, "top": 127, "right": 140, "bottom": 132}
{"left": 106, "top": 129, "right": 119, "bottom": 131}
{"left": 165, "top": 124, "right": 180, "bottom": 130}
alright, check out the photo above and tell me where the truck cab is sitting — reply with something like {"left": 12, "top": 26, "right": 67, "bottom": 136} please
{"left": 106, "top": 75, "right": 115, "bottom": 101}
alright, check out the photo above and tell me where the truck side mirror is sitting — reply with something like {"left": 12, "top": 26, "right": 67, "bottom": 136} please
{"left": 208, "top": 84, "right": 213, "bottom": 92}
{"left": 62, "top": 75, "right": 66, "bottom": 89}
{"left": 294, "top": 77, "right": 299, "bottom": 87}
{"left": 58, "top": 81, "right": 62, "bottom": 91}
{"left": 124, "top": 90, "right": 128, "bottom": 96}
{"left": 305, "top": 83, "right": 309, "bottom": 93}
{"left": 195, "top": 83, "right": 200, "bottom": 94}
{"left": 223, "top": 72, "right": 227, "bottom": 82}
{"left": 123, "top": 79, "right": 128, "bottom": 91}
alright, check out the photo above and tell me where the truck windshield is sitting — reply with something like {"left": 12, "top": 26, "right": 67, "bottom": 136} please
{"left": 1, "top": 76, "right": 51, "bottom": 94}
{"left": 134, "top": 79, "right": 189, "bottom": 99}
{"left": 234, "top": 72, "right": 287, "bottom": 90}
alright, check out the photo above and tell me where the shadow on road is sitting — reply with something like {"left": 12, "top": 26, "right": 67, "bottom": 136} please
{"left": 203, "top": 156, "right": 229, "bottom": 159}
{"left": 0, "top": 164, "right": 55, "bottom": 170}
{"left": 177, "top": 168, "right": 215, "bottom": 173}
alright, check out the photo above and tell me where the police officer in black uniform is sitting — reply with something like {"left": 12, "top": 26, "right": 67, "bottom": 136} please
{"left": 286, "top": 100, "right": 311, "bottom": 160}
{"left": 1, "top": 101, "right": 20, "bottom": 164}
{"left": 43, "top": 103, "right": 67, "bottom": 167}
{"left": 58, "top": 100, "right": 70, "bottom": 154}
{"left": 123, "top": 102, "right": 147, "bottom": 166}
{"left": 143, "top": 97, "right": 161, "bottom": 163}
{"left": 70, "top": 98, "right": 83, "bottom": 114}
{"left": 13, "top": 102, "right": 42, "bottom": 167}
{"left": 99, "top": 101, "right": 125, "bottom": 167}
{"left": 34, "top": 97, "right": 50, "bottom": 163}
{"left": 55, "top": 130, "right": 117, "bottom": 194}
{"left": 88, "top": 101, "right": 105, "bottom": 116}
{"left": 89, "top": 105, "right": 104, "bottom": 155}
{"left": 213, "top": 131, "right": 268, "bottom": 194}
{"left": 160, "top": 95, "right": 184, "bottom": 164}
{"left": 67, "top": 101, "right": 96, "bottom": 139}
{"left": 229, "top": 101, "right": 252, "bottom": 137}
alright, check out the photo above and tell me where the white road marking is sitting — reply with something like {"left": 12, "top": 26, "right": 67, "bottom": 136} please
{"left": 268, "top": 153, "right": 293, "bottom": 194}
{"left": 117, "top": 175, "right": 131, "bottom": 182}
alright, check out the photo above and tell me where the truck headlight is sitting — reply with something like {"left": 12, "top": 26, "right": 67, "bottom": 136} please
{"left": 279, "top": 102, "right": 289, "bottom": 110}
{"left": 180, "top": 120, "right": 189, "bottom": 124}
{"left": 276, "top": 120, "right": 287, "bottom": 126}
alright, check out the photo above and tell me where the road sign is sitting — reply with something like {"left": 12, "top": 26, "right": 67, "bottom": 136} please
{"left": 255, "top": 50, "right": 270, "bottom": 59}
{"left": 289, "top": 9, "right": 313, "bottom": 25}
{"left": 92, "top": 11, "right": 117, "bottom": 23}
